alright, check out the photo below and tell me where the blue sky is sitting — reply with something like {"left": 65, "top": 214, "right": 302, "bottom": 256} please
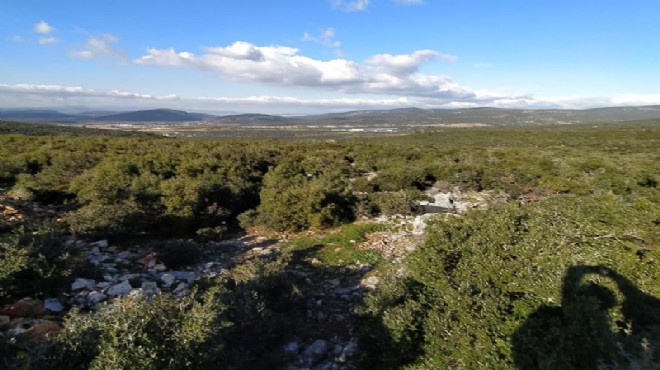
{"left": 1, "top": 0, "right": 659, "bottom": 114}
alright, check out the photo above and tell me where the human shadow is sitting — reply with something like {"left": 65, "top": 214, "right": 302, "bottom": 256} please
{"left": 512, "top": 265, "right": 660, "bottom": 370}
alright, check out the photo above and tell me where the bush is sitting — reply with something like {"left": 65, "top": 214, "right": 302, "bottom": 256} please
{"left": 0, "top": 223, "right": 85, "bottom": 300}
{"left": 360, "top": 195, "right": 659, "bottom": 369}
{"left": 40, "top": 286, "right": 228, "bottom": 370}
{"left": 152, "top": 240, "right": 203, "bottom": 269}
{"left": 254, "top": 160, "right": 355, "bottom": 231}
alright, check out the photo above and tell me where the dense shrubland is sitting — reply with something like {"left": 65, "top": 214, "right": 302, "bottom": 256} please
{"left": 0, "top": 122, "right": 658, "bottom": 369}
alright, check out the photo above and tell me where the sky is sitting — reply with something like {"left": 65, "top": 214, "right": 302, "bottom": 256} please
{"left": 1, "top": 0, "right": 659, "bottom": 115}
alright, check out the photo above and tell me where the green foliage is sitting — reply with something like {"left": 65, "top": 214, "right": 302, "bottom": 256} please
{"left": 0, "top": 223, "right": 85, "bottom": 300}
{"left": 254, "top": 159, "right": 355, "bottom": 231}
{"left": 42, "top": 285, "right": 228, "bottom": 370}
{"left": 288, "top": 223, "right": 385, "bottom": 267}
{"left": 152, "top": 239, "right": 203, "bottom": 269}
{"left": 360, "top": 195, "right": 659, "bottom": 369}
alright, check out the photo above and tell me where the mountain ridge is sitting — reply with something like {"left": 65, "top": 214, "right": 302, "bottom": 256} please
{"left": 2, "top": 105, "right": 660, "bottom": 126}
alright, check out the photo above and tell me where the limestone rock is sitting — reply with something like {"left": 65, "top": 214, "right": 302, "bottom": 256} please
{"left": 303, "top": 339, "right": 330, "bottom": 366}
{"left": 71, "top": 278, "right": 96, "bottom": 291}
{"left": 107, "top": 280, "right": 133, "bottom": 297}
{"left": 44, "top": 298, "right": 64, "bottom": 313}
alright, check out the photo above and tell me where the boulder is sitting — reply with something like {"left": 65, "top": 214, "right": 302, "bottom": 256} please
{"left": 87, "top": 291, "right": 108, "bottom": 305}
{"left": 107, "top": 281, "right": 133, "bottom": 297}
{"left": 43, "top": 298, "right": 64, "bottom": 313}
{"left": 0, "top": 298, "right": 44, "bottom": 317}
{"left": 71, "top": 278, "right": 96, "bottom": 291}
{"left": 303, "top": 339, "right": 330, "bottom": 366}
{"left": 160, "top": 273, "right": 175, "bottom": 287}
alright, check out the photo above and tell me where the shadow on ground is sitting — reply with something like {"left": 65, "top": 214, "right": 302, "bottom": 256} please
{"left": 513, "top": 265, "right": 660, "bottom": 370}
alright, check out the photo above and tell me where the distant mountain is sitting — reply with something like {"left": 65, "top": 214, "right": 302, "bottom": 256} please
{"left": 0, "top": 109, "right": 77, "bottom": 122}
{"left": 3, "top": 105, "right": 660, "bottom": 126}
{"left": 295, "top": 105, "right": 660, "bottom": 127}
{"left": 210, "top": 113, "right": 291, "bottom": 125}
{"left": 94, "top": 109, "right": 215, "bottom": 122}
{"left": 0, "top": 120, "right": 152, "bottom": 137}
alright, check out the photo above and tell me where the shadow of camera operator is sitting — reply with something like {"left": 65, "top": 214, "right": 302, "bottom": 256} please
{"left": 512, "top": 265, "right": 659, "bottom": 370}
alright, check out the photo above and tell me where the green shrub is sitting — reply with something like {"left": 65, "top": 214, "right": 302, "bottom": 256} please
{"left": 0, "top": 223, "right": 85, "bottom": 300}
{"left": 360, "top": 195, "right": 659, "bottom": 369}
{"left": 153, "top": 239, "right": 203, "bottom": 269}
{"left": 41, "top": 285, "right": 228, "bottom": 370}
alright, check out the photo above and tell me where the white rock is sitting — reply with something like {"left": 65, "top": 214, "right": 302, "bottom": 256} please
{"left": 284, "top": 340, "right": 301, "bottom": 353}
{"left": 87, "top": 291, "right": 108, "bottom": 304}
{"left": 71, "top": 278, "right": 96, "bottom": 291}
{"left": 172, "top": 271, "right": 195, "bottom": 283}
{"left": 303, "top": 340, "right": 330, "bottom": 366}
{"left": 360, "top": 276, "right": 380, "bottom": 290}
{"left": 107, "top": 280, "right": 133, "bottom": 297}
{"left": 141, "top": 281, "right": 161, "bottom": 296}
{"left": 160, "top": 273, "right": 175, "bottom": 287}
{"left": 94, "top": 240, "right": 109, "bottom": 249}
{"left": 44, "top": 298, "right": 64, "bottom": 313}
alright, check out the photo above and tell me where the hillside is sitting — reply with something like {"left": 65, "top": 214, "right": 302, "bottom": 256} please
{"left": 0, "top": 120, "right": 154, "bottom": 137}
{"left": 94, "top": 109, "right": 214, "bottom": 122}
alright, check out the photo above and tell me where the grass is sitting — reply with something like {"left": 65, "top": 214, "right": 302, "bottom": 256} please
{"left": 286, "top": 223, "right": 388, "bottom": 267}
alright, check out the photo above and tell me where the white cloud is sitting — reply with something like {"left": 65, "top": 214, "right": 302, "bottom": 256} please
{"left": 34, "top": 21, "right": 54, "bottom": 34}
{"left": 1, "top": 83, "right": 659, "bottom": 115}
{"left": 38, "top": 36, "right": 59, "bottom": 45}
{"left": 302, "top": 27, "right": 343, "bottom": 56}
{"left": 69, "top": 34, "right": 126, "bottom": 62}
{"left": 136, "top": 41, "right": 469, "bottom": 100}
{"left": 331, "top": 0, "right": 369, "bottom": 12}
{"left": 10, "top": 35, "right": 24, "bottom": 43}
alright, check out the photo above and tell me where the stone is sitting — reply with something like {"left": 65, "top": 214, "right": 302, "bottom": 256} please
{"left": 94, "top": 240, "right": 109, "bottom": 249}
{"left": 284, "top": 340, "right": 301, "bottom": 354}
{"left": 303, "top": 339, "right": 330, "bottom": 366}
{"left": 87, "top": 291, "right": 108, "bottom": 304}
{"left": 107, "top": 281, "right": 133, "bottom": 297}
{"left": 153, "top": 264, "right": 166, "bottom": 272}
{"left": 0, "top": 298, "right": 44, "bottom": 317}
{"left": 0, "top": 315, "right": 10, "bottom": 330}
{"left": 172, "top": 271, "right": 195, "bottom": 283}
{"left": 160, "top": 273, "right": 175, "bottom": 287}
{"left": 71, "top": 278, "right": 96, "bottom": 291}
{"left": 119, "top": 273, "right": 140, "bottom": 282}
{"left": 43, "top": 298, "right": 64, "bottom": 313}
{"left": 115, "top": 251, "right": 132, "bottom": 262}
{"left": 360, "top": 276, "right": 380, "bottom": 290}
{"left": 141, "top": 281, "right": 161, "bottom": 296}
{"left": 327, "top": 278, "right": 340, "bottom": 288}
{"left": 338, "top": 340, "right": 358, "bottom": 362}
{"left": 17, "top": 319, "right": 61, "bottom": 341}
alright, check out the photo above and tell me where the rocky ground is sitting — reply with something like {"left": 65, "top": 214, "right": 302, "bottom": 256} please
{"left": 0, "top": 189, "right": 500, "bottom": 369}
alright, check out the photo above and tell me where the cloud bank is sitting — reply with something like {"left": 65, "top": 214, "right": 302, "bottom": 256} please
{"left": 2, "top": 83, "right": 659, "bottom": 115}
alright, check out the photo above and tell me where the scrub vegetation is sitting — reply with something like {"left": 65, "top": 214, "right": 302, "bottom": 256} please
{"left": 0, "top": 120, "right": 658, "bottom": 369}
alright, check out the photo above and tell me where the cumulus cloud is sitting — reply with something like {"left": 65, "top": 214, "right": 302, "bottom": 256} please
{"left": 331, "top": 0, "right": 369, "bottom": 12}
{"left": 34, "top": 20, "right": 54, "bottom": 34}
{"left": 69, "top": 34, "right": 126, "bottom": 62}
{"left": 135, "top": 41, "right": 470, "bottom": 100}
{"left": 38, "top": 36, "right": 59, "bottom": 45}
